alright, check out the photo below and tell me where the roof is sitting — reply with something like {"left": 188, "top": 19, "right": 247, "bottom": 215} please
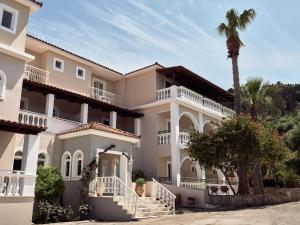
{"left": 0, "top": 119, "right": 46, "bottom": 135}
{"left": 27, "top": 34, "right": 123, "bottom": 76}
{"left": 28, "top": 0, "right": 42, "bottom": 7}
{"left": 124, "top": 62, "right": 164, "bottom": 76}
{"left": 58, "top": 121, "right": 138, "bottom": 139}
{"left": 23, "top": 79, "right": 144, "bottom": 118}
{"left": 157, "top": 66, "right": 234, "bottom": 104}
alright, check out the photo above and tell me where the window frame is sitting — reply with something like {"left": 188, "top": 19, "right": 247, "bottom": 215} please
{"left": 0, "top": 3, "right": 19, "bottom": 34}
{"left": 13, "top": 150, "right": 23, "bottom": 171}
{"left": 92, "top": 78, "right": 106, "bottom": 91}
{"left": 72, "top": 150, "right": 83, "bottom": 180}
{"left": 0, "top": 69, "right": 7, "bottom": 101}
{"left": 37, "top": 153, "right": 48, "bottom": 167}
{"left": 61, "top": 151, "right": 71, "bottom": 180}
{"left": 53, "top": 57, "right": 64, "bottom": 72}
{"left": 76, "top": 66, "right": 86, "bottom": 80}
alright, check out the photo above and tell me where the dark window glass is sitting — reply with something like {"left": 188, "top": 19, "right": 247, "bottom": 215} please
{"left": 77, "top": 69, "right": 83, "bottom": 77}
{"left": 1, "top": 10, "right": 13, "bottom": 29}
{"left": 77, "top": 160, "right": 82, "bottom": 176}
{"left": 13, "top": 159, "right": 22, "bottom": 171}
{"left": 65, "top": 161, "right": 70, "bottom": 176}
{"left": 55, "top": 60, "right": 62, "bottom": 69}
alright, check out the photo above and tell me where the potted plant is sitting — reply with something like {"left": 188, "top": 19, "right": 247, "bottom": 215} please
{"left": 187, "top": 197, "right": 195, "bottom": 206}
{"left": 135, "top": 178, "right": 145, "bottom": 196}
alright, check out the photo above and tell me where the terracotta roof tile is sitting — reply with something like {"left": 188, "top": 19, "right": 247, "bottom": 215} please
{"left": 58, "top": 122, "right": 139, "bottom": 139}
{"left": 0, "top": 119, "right": 46, "bottom": 134}
{"left": 29, "top": 0, "right": 43, "bottom": 7}
{"left": 124, "top": 62, "right": 164, "bottom": 76}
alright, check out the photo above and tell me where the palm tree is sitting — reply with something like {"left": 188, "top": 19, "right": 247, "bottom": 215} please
{"left": 242, "top": 77, "right": 268, "bottom": 194}
{"left": 217, "top": 8, "right": 256, "bottom": 113}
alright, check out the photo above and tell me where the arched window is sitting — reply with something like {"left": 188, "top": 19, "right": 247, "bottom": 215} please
{"left": 13, "top": 151, "right": 23, "bottom": 171}
{"left": 72, "top": 150, "right": 83, "bottom": 178}
{"left": 0, "top": 70, "right": 7, "bottom": 100}
{"left": 61, "top": 152, "right": 71, "bottom": 178}
{"left": 37, "top": 153, "right": 47, "bottom": 167}
{"left": 113, "top": 159, "right": 120, "bottom": 178}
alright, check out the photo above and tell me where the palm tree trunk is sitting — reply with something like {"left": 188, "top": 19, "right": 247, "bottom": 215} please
{"left": 231, "top": 55, "right": 242, "bottom": 114}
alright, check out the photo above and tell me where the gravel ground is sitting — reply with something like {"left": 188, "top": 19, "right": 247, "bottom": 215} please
{"left": 41, "top": 201, "right": 300, "bottom": 225}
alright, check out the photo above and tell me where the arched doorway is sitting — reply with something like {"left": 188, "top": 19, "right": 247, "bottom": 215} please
{"left": 180, "top": 157, "right": 198, "bottom": 181}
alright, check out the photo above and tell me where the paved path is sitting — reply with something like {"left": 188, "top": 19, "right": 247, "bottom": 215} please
{"left": 46, "top": 201, "right": 300, "bottom": 225}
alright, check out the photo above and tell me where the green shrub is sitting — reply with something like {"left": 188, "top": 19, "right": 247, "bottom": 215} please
{"left": 35, "top": 166, "right": 64, "bottom": 202}
{"left": 35, "top": 201, "right": 75, "bottom": 224}
{"left": 135, "top": 178, "right": 145, "bottom": 185}
{"left": 276, "top": 169, "right": 300, "bottom": 188}
{"left": 132, "top": 169, "right": 146, "bottom": 181}
{"left": 79, "top": 204, "right": 90, "bottom": 220}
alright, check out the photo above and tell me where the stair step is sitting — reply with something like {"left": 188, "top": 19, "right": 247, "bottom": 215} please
{"left": 135, "top": 210, "right": 171, "bottom": 218}
{"left": 137, "top": 206, "right": 169, "bottom": 212}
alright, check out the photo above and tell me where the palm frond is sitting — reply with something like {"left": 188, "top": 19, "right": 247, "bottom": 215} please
{"left": 226, "top": 9, "right": 239, "bottom": 29}
{"left": 217, "top": 23, "right": 229, "bottom": 37}
{"left": 245, "top": 77, "right": 264, "bottom": 105}
{"left": 238, "top": 9, "right": 256, "bottom": 30}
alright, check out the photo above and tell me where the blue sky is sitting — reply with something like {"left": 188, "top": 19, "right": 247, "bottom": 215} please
{"left": 29, "top": 0, "right": 300, "bottom": 89}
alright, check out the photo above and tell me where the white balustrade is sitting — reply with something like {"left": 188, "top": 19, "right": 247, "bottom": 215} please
{"left": 157, "top": 132, "right": 171, "bottom": 145}
{"left": 90, "top": 87, "right": 123, "bottom": 107}
{"left": 24, "top": 64, "right": 49, "bottom": 84}
{"left": 0, "top": 171, "right": 33, "bottom": 197}
{"left": 89, "top": 176, "right": 138, "bottom": 216}
{"left": 152, "top": 178, "right": 176, "bottom": 215}
{"left": 180, "top": 181, "right": 206, "bottom": 190}
{"left": 157, "top": 87, "right": 171, "bottom": 100}
{"left": 157, "top": 86, "right": 234, "bottom": 116}
{"left": 18, "top": 110, "right": 47, "bottom": 127}
{"left": 179, "top": 132, "right": 190, "bottom": 146}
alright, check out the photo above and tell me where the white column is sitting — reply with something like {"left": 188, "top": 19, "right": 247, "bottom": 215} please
{"left": 21, "top": 134, "right": 40, "bottom": 196}
{"left": 216, "top": 169, "right": 226, "bottom": 184}
{"left": 120, "top": 154, "right": 128, "bottom": 185}
{"left": 45, "top": 94, "right": 55, "bottom": 118}
{"left": 170, "top": 101, "right": 180, "bottom": 186}
{"left": 80, "top": 103, "right": 88, "bottom": 124}
{"left": 198, "top": 112, "right": 204, "bottom": 132}
{"left": 110, "top": 111, "right": 117, "bottom": 128}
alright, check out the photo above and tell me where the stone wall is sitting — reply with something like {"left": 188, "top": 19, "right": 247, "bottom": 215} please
{"left": 209, "top": 188, "right": 300, "bottom": 207}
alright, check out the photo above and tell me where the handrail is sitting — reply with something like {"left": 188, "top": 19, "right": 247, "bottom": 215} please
{"left": 90, "top": 87, "right": 123, "bottom": 107}
{"left": 90, "top": 176, "right": 138, "bottom": 217}
{"left": 24, "top": 64, "right": 49, "bottom": 84}
{"left": 152, "top": 178, "right": 176, "bottom": 215}
{"left": 18, "top": 110, "right": 47, "bottom": 127}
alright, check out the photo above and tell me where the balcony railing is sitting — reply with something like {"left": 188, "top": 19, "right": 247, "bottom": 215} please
{"left": 0, "top": 171, "right": 34, "bottom": 197}
{"left": 24, "top": 64, "right": 49, "bottom": 84}
{"left": 157, "top": 86, "right": 235, "bottom": 116}
{"left": 157, "top": 131, "right": 190, "bottom": 148}
{"left": 18, "top": 110, "right": 47, "bottom": 128}
{"left": 90, "top": 87, "right": 123, "bottom": 107}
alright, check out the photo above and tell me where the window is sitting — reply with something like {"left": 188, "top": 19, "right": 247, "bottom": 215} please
{"left": 167, "top": 161, "right": 171, "bottom": 179}
{"left": 0, "top": 4, "right": 18, "bottom": 33}
{"left": 0, "top": 69, "right": 6, "bottom": 100}
{"left": 20, "top": 97, "right": 29, "bottom": 110}
{"left": 72, "top": 150, "right": 83, "bottom": 178}
{"left": 61, "top": 152, "right": 71, "bottom": 179}
{"left": 92, "top": 78, "right": 106, "bottom": 91}
{"left": 37, "top": 153, "right": 47, "bottom": 167}
{"left": 53, "top": 57, "right": 64, "bottom": 72}
{"left": 76, "top": 66, "right": 85, "bottom": 80}
{"left": 13, "top": 151, "right": 23, "bottom": 171}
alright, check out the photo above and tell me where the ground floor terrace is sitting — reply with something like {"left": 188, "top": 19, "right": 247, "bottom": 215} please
{"left": 38, "top": 201, "right": 300, "bottom": 225}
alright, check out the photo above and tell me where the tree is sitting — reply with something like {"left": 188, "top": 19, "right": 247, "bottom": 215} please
{"left": 241, "top": 77, "right": 269, "bottom": 194}
{"left": 186, "top": 115, "right": 292, "bottom": 195}
{"left": 217, "top": 8, "right": 256, "bottom": 113}
{"left": 35, "top": 166, "right": 64, "bottom": 202}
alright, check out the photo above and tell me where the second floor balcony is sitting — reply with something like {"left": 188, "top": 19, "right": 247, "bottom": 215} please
{"left": 157, "top": 131, "right": 190, "bottom": 149}
{"left": 90, "top": 87, "right": 123, "bottom": 107}
{"left": 157, "top": 86, "right": 234, "bottom": 117}
{"left": 24, "top": 64, "right": 49, "bottom": 84}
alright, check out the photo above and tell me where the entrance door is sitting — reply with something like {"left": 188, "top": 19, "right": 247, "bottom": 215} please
{"left": 92, "top": 78, "right": 106, "bottom": 98}
{"left": 167, "top": 161, "right": 172, "bottom": 179}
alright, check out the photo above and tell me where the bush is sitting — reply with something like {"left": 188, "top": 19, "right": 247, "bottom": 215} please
{"left": 135, "top": 178, "right": 145, "bottom": 185}
{"left": 276, "top": 169, "right": 300, "bottom": 188}
{"left": 35, "top": 201, "right": 75, "bottom": 224}
{"left": 132, "top": 169, "right": 146, "bottom": 181}
{"left": 79, "top": 204, "right": 90, "bottom": 220}
{"left": 35, "top": 166, "right": 64, "bottom": 202}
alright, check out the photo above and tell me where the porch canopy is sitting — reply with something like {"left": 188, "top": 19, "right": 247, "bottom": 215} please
{"left": 157, "top": 66, "right": 234, "bottom": 106}
{"left": 0, "top": 119, "right": 46, "bottom": 135}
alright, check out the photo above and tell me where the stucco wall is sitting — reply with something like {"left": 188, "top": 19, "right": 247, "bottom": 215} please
{"left": 0, "top": 0, "right": 30, "bottom": 52}
{"left": 0, "top": 131, "right": 16, "bottom": 170}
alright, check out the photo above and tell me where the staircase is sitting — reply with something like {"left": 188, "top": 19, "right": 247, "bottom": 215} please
{"left": 89, "top": 176, "right": 176, "bottom": 220}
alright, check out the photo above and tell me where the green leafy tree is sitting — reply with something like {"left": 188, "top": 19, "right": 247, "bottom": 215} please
{"left": 35, "top": 166, "right": 64, "bottom": 202}
{"left": 217, "top": 8, "right": 256, "bottom": 113}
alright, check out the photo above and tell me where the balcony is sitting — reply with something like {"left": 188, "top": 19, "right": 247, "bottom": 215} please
{"left": 157, "top": 131, "right": 190, "bottom": 148}
{"left": 90, "top": 87, "right": 123, "bottom": 107}
{"left": 157, "top": 86, "right": 234, "bottom": 117}
{"left": 24, "top": 64, "right": 49, "bottom": 84}
{"left": 18, "top": 110, "right": 47, "bottom": 128}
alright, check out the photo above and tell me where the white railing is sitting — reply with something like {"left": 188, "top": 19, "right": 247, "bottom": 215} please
{"left": 152, "top": 178, "right": 176, "bottom": 215}
{"left": 24, "top": 64, "right": 49, "bottom": 84}
{"left": 90, "top": 87, "right": 123, "bottom": 107}
{"left": 157, "top": 87, "right": 171, "bottom": 100}
{"left": 0, "top": 171, "right": 32, "bottom": 197}
{"left": 180, "top": 181, "right": 206, "bottom": 190}
{"left": 157, "top": 132, "right": 171, "bottom": 145}
{"left": 156, "top": 86, "right": 235, "bottom": 116}
{"left": 89, "top": 176, "right": 138, "bottom": 216}
{"left": 18, "top": 110, "right": 47, "bottom": 127}
{"left": 179, "top": 132, "right": 190, "bottom": 147}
